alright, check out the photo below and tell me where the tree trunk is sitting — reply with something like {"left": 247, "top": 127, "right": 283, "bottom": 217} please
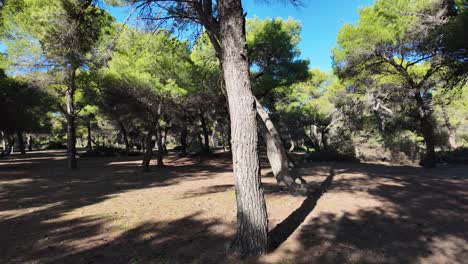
{"left": 16, "top": 131, "right": 26, "bottom": 155}
{"left": 119, "top": 121, "right": 130, "bottom": 155}
{"left": 180, "top": 120, "right": 188, "bottom": 155}
{"left": 157, "top": 128, "right": 164, "bottom": 167}
{"left": 163, "top": 126, "right": 169, "bottom": 155}
{"left": 415, "top": 92, "right": 436, "bottom": 168}
{"left": 200, "top": 110, "right": 211, "bottom": 153}
{"left": 288, "top": 138, "right": 295, "bottom": 152}
{"left": 141, "top": 130, "right": 154, "bottom": 172}
{"left": 66, "top": 67, "right": 77, "bottom": 169}
{"left": 441, "top": 106, "right": 457, "bottom": 149}
{"left": 255, "top": 98, "right": 309, "bottom": 195}
{"left": 28, "top": 135, "right": 33, "bottom": 151}
{"left": 1, "top": 131, "right": 6, "bottom": 152}
{"left": 218, "top": 0, "right": 268, "bottom": 257}
{"left": 86, "top": 119, "right": 92, "bottom": 151}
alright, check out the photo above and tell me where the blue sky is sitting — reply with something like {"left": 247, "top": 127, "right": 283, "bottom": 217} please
{"left": 103, "top": 0, "right": 374, "bottom": 71}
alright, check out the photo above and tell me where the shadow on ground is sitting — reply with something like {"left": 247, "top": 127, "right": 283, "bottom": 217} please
{"left": 1, "top": 151, "right": 467, "bottom": 263}
{"left": 284, "top": 162, "right": 468, "bottom": 264}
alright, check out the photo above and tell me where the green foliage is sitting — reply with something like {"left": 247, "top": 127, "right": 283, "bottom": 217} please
{"left": 0, "top": 72, "right": 54, "bottom": 132}
{"left": 247, "top": 17, "right": 309, "bottom": 107}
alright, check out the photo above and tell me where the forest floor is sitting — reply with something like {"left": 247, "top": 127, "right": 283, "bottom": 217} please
{"left": 0, "top": 150, "right": 467, "bottom": 264}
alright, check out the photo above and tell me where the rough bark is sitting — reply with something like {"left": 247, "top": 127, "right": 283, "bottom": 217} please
{"left": 16, "top": 131, "right": 26, "bottom": 155}
{"left": 218, "top": 0, "right": 268, "bottom": 257}
{"left": 255, "top": 98, "right": 309, "bottom": 195}
{"left": 441, "top": 106, "right": 457, "bottom": 149}
{"left": 415, "top": 92, "right": 436, "bottom": 168}
{"left": 141, "top": 130, "right": 154, "bottom": 172}
{"left": 66, "top": 67, "right": 77, "bottom": 169}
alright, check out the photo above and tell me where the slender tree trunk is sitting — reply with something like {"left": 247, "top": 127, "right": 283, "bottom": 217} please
{"left": 321, "top": 128, "right": 329, "bottom": 150}
{"left": 415, "top": 92, "right": 436, "bottom": 168}
{"left": 16, "top": 131, "right": 26, "bottom": 155}
{"left": 441, "top": 106, "right": 457, "bottom": 149}
{"left": 197, "top": 132, "right": 204, "bottom": 152}
{"left": 1, "top": 131, "right": 6, "bottom": 154}
{"left": 200, "top": 111, "right": 211, "bottom": 153}
{"left": 218, "top": 0, "right": 268, "bottom": 256}
{"left": 28, "top": 135, "right": 33, "bottom": 151}
{"left": 157, "top": 128, "right": 164, "bottom": 167}
{"left": 141, "top": 130, "right": 154, "bottom": 172}
{"left": 289, "top": 138, "right": 295, "bottom": 152}
{"left": 119, "top": 122, "right": 130, "bottom": 155}
{"left": 180, "top": 120, "right": 188, "bottom": 155}
{"left": 66, "top": 67, "right": 77, "bottom": 169}
{"left": 163, "top": 126, "right": 169, "bottom": 155}
{"left": 86, "top": 119, "right": 92, "bottom": 151}
{"left": 255, "top": 99, "right": 309, "bottom": 195}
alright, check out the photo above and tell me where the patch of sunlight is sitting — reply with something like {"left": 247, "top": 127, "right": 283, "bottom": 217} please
{"left": 0, "top": 178, "right": 34, "bottom": 185}
{"left": 0, "top": 201, "right": 63, "bottom": 220}
{"left": 418, "top": 235, "right": 468, "bottom": 264}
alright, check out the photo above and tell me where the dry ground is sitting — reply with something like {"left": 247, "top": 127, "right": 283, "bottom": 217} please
{"left": 0, "top": 150, "right": 467, "bottom": 264}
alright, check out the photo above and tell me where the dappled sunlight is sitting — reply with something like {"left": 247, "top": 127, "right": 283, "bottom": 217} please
{"left": 1, "top": 150, "right": 467, "bottom": 263}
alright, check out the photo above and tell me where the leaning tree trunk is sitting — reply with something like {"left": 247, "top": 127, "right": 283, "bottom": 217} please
{"left": 415, "top": 92, "right": 436, "bottom": 168}
{"left": 218, "top": 0, "right": 268, "bottom": 257}
{"left": 141, "top": 130, "right": 154, "bottom": 172}
{"left": 255, "top": 98, "right": 309, "bottom": 195}
{"left": 66, "top": 67, "right": 78, "bottom": 169}
{"left": 16, "top": 131, "right": 26, "bottom": 155}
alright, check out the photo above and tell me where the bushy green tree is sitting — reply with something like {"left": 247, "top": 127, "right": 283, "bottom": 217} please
{"left": 333, "top": 0, "right": 468, "bottom": 168}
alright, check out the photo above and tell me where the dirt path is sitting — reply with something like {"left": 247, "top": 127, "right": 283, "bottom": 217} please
{"left": 0, "top": 150, "right": 467, "bottom": 263}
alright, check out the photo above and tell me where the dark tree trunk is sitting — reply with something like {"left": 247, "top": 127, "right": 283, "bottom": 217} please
{"left": 119, "top": 122, "right": 130, "bottom": 155}
{"left": 163, "top": 126, "right": 169, "bottom": 155}
{"left": 197, "top": 132, "right": 204, "bottom": 152}
{"left": 86, "top": 119, "right": 92, "bottom": 151}
{"left": 141, "top": 130, "right": 154, "bottom": 172}
{"left": 415, "top": 92, "right": 436, "bottom": 168}
{"left": 199, "top": 110, "right": 211, "bottom": 153}
{"left": 16, "top": 131, "right": 26, "bottom": 155}
{"left": 156, "top": 128, "right": 164, "bottom": 167}
{"left": 180, "top": 120, "right": 188, "bottom": 155}
{"left": 218, "top": 0, "right": 268, "bottom": 257}
{"left": 66, "top": 67, "right": 77, "bottom": 169}
{"left": 28, "top": 135, "right": 33, "bottom": 151}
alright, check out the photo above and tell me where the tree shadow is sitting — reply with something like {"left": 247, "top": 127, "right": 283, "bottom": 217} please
{"left": 287, "top": 162, "right": 468, "bottom": 264}
{"left": 62, "top": 212, "right": 232, "bottom": 264}
{"left": 0, "top": 150, "right": 235, "bottom": 263}
{"left": 267, "top": 170, "right": 334, "bottom": 252}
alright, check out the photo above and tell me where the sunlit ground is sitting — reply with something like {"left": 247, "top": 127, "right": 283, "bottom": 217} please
{"left": 0, "top": 150, "right": 467, "bottom": 263}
